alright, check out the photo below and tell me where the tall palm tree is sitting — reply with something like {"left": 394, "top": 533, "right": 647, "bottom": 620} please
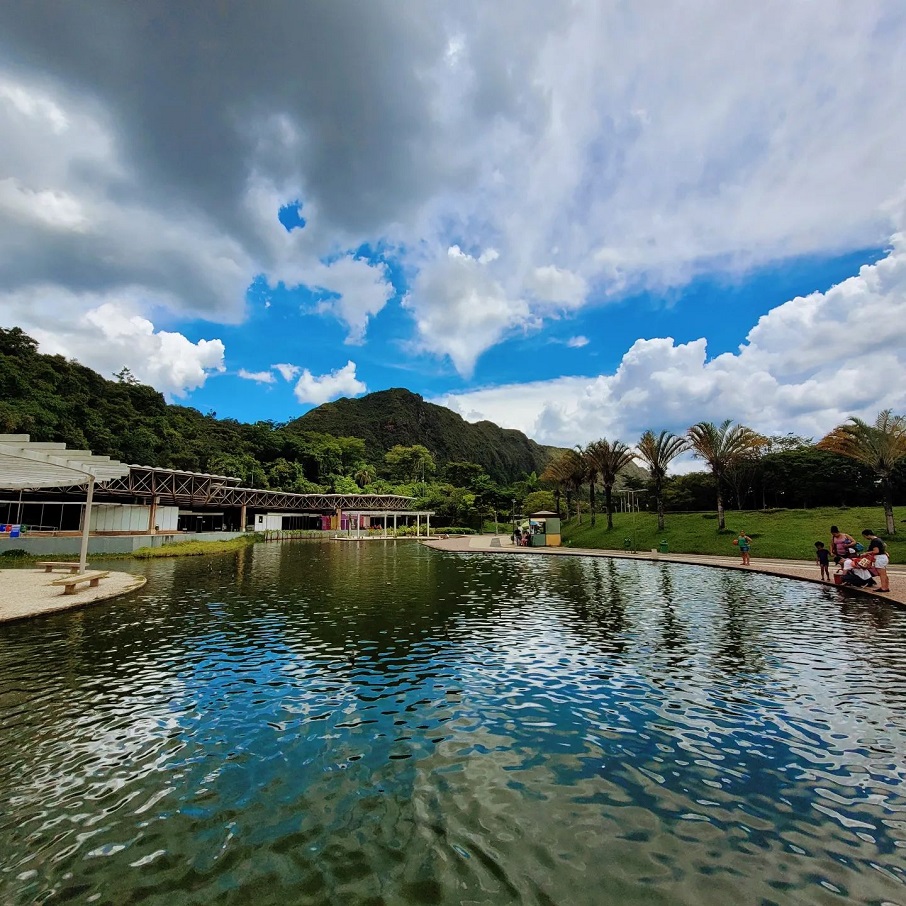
{"left": 541, "top": 449, "right": 586, "bottom": 522}
{"left": 686, "top": 420, "right": 764, "bottom": 530}
{"left": 636, "top": 430, "right": 688, "bottom": 531}
{"left": 817, "top": 409, "right": 906, "bottom": 534}
{"left": 586, "top": 439, "right": 636, "bottom": 530}
{"left": 582, "top": 443, "right": 601, "bottom": 526}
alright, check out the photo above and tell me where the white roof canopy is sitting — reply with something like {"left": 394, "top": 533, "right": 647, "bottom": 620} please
{"left": 0, "top": 434, "right": 131, "bottom": 490}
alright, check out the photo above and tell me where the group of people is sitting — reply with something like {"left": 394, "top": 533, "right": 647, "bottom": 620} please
{"left": 814, "top": 526, "right": 891, "bottom": 592}
{"left": 512, "top": 524, "right": 539, "bottom": 546}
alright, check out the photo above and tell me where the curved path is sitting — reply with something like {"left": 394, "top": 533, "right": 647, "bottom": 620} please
{"left": 0, "top": 569, "right": 147, "bottom": 624}
{"left": 421, "top": 534, "right": 906, "bottom": 609}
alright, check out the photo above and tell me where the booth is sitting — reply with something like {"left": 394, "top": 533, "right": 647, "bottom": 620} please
{"left": 526, "top": 511, "right": 561, "bottom": 547}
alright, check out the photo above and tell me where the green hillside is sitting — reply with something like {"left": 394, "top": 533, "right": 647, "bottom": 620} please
{"left": 292, "top": 388, "right": 561, "bottom": 484}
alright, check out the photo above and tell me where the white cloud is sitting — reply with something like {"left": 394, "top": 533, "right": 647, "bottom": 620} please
{"left": 272, "top": 363, "right": 301, "bottom": 382}
{"left": 566, "top": 335, "right": 589, "bottom": 348}
{"left": 433, "top": 229, "right": 906, "bottom": 448}
{"left": 237, "top": 368, "right": 276, "bottom": 384}
{"left": 8, "top": 294, "right": 226, "bottom": 398}
{"left": 293, "top": 361, "right": 367, "bottom": 405}
{"left": 2, "top": 6, "right": 906, "bottom": 393}
{"left": 528, "top": 266, "right": 586, "bottom": 307}
{"left": 404, "top": 245, "right": 531, "bottom": 375}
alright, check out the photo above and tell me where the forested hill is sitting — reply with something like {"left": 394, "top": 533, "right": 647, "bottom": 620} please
{"left": 291, "top": 388, "right": 559, "bottom": 484}
{"left": 0, "top": 327, "right": 556, "bottom": 488}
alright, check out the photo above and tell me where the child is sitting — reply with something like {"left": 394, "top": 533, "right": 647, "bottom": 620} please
{"left": 735, "top": 531, "right": 753, "bottom": 565}
{"left": 814, "top": 541, "right": 830, "bottom": 581}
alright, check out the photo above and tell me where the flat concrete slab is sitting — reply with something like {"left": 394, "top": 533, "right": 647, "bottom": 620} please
{"left": 0, "top": 568, "right": 147, "bottom": 624}
{"left": 421, "top": 535, "right": 906, "bottom": 608}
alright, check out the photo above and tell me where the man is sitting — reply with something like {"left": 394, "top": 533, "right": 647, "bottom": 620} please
{"left": 861, "top": 530, "right": 891, "bottom": 593}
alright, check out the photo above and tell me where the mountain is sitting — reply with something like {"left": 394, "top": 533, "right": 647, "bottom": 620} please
{"left": 291, "top": 388, "right": 561, "bottom": 484}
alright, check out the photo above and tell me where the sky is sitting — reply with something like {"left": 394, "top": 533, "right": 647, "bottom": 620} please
{"left": 1, "top": 1, "right": 905, "bottom": 451}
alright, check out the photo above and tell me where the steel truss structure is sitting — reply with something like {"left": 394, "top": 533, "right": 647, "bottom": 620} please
{"left": 71, "top": 465, "right": 415, "bottom": 512}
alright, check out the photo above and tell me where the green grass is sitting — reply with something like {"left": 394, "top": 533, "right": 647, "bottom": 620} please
{"left": 561, "top": 507, "right": 906, "bottom": 562}
{"left": 131, "top": 535, "right": 261, "bottom": 559}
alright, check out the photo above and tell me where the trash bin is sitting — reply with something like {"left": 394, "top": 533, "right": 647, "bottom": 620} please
{"left": 623, "top": 538, "right": 632, "bottom": 550}
{"left": 658, "top": 540, "right": 669, "bottom": 553}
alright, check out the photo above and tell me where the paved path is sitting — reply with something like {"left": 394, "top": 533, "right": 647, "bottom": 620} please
{"left": 0, "top": 569, "right": 147, "bottom": 624}
{"left": 421, "top": 535, "right": 906, "bottom": 608}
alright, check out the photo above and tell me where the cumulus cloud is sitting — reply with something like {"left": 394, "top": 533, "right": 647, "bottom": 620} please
{"left": 15, "top": 295, "right": 225, "bottom": 399}
{"left": 272, "top": 363, "right": 301, "bottom": 382}
{"left": 433, "top": 229, "right": 906, "bottom": 446}
{"left": 1, "top": 3, "right": 906, "bottom": 386}
{"left": 237, "top": 368, "right": 276, "bottom": 384}
{"left": 293, "top": 361, "right": 367, "bottom": 406}
{"left": 404, "top": 245, "right": 531, "bottom": 375}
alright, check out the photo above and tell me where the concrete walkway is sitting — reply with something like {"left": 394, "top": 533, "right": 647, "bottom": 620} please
{"left": 421, "top": 535, "right": 906, "bottom": 608}
{"left": 0, "top": 569, "right": 147, "bottom": 624}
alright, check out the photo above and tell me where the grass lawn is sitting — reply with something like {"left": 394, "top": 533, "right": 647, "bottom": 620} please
{"left": 561, "top": 506, "right": 906, "bottom": 563}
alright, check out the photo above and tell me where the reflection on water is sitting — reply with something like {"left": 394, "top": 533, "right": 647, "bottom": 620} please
{"left": 1, "top": 542, "right": 905, "bottom": 905}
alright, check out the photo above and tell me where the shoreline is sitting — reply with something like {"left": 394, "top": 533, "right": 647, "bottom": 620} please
{"left": 420, "top": 535, "right": 906, "bottom": 609}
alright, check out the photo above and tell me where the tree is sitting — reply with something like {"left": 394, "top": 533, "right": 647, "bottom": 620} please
{"left": 384, "top": 444, "right": 437, "bottom": 483}
{"left": 113, "top": 366, "right": 139, "bottom": 385}
{"left": 686, "top": 420, "right": 764, "bottom": 530}
{"left": 353, "top": 463, "right": 377, "bottom": 488}
{"left": 541, "top": 449, "right": 586, "bottom": 521}
{"left": 523, "top": 490, "right": 556, "bottom": 515}
{"left": 636, "top": 430, "right": 688, "bottom": 531}
{"left": 585, "top": 439, "right": 636, "bottom": 530}
{"left": 818, "top": 410, "right": 906, "bottom": 534}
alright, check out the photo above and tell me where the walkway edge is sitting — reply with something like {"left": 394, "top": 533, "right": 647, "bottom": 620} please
{"left": 419, "top": 537, "right": 906, "bottom": 609}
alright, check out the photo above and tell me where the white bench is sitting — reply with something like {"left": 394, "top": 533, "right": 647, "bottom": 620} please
{"left": 49, "top": 571, "right": 110, "bottom": 595}
{"left": 36, "top": 561, "right": 86, "bottom": 574}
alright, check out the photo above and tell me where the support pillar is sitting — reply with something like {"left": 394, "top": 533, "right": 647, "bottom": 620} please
{"left": 416, "top": 514, "right": 420, "bottom": 538}
{"left": 148, "top": 494, "right": 159, "bottom": 535}
{"left": 78, "top": 475, "right": 95, "bottom": 574}
{"left": 240, "top": 503, "right": 247, "bottom": 532}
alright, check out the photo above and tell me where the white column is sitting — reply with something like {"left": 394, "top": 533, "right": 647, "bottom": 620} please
{"left": 393, "top": 514, "right": 397, "bottom": 536}
{"left": 78, "top": 475, "right": 95, "bottom": 574}
{"left": 416, "top": 514, "right": 420, "bottom": 537}
{"left": 427, "top": 513, "right": 430, "bottom": 536}
{"left": 383, "top": 513, "right": 387, "bottom": 538}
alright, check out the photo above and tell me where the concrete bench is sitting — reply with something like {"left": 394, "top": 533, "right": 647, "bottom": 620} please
{"left": 49, "top": 571, "right": 110, "bottom": 595}
{"left": 36, "top": 561, "right": 86, "bottom": 574}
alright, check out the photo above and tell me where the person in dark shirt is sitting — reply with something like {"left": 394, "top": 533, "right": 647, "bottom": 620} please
{"left": 814, "top": 541, "right": 831, "bottom": 581}
{"left": 861, "top": 530, "right": 890, "bottom": 592}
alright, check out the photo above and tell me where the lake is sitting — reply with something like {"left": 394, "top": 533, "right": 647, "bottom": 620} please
{"left": 1, "top": 541, "right": 905, "bottom": 905}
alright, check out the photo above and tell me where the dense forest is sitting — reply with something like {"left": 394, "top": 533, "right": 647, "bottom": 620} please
{"left": 1, "top": 326, "right": 903, "bottom": 530}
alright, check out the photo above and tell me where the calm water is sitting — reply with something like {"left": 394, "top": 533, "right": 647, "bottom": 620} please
{"left": 1, "top": 542, "right": 905, "bottom": 906}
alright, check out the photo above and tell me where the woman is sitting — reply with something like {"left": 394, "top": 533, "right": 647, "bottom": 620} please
{"left": 830, "top": 525, "right": 855, "bottom": 565}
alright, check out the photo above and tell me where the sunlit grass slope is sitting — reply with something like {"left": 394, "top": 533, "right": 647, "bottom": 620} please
{"left": 561, "top": 507, "right": 906, "bottom": 562}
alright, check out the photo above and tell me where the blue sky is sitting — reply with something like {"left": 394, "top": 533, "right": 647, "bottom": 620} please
{"left": 1, "top": 2, "right": 905, "bottom": 446}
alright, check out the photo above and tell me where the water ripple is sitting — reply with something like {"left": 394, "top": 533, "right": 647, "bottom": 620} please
{"left": 1, "top": 543, "right": 905, "bottom": 904}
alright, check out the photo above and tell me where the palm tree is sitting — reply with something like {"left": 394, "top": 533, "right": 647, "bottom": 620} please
{"left": 585, "top": 439, "right": 636, "bottom": 530}
{"left": 686, "top": 420, "right": 764, "bottom": 530}
{"left": 817, "top": 410, "right": 906, "bottom": 534}
{"left": 581, "top": 443, "right": 601, "bottom": 526}
{"left": 636, "top": 430, "right": 688, "bottom": 531}
{"left": 354, "top": 464, "right": 376, "bottom": 488}
{"left": 541, "top": 449, "right": 586, "bottom": 522}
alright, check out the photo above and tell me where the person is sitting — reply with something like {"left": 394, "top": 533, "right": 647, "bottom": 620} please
{"left": 512, "top": 525, "right": 522, "bottom": 546}
{"left": 830, "top": 525, "right": 856, "bottom": 565}
{"left": 838, "top": 548, "right": 876, "bottom": 588}
{"left": 814, "top": 541, "right": 831, "bottom": 581}
{"left": 734, "top": 531, "right": 753, "bottom": 565}
{"left": 861, "top": 530, "right": 891, "bottom": 592}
